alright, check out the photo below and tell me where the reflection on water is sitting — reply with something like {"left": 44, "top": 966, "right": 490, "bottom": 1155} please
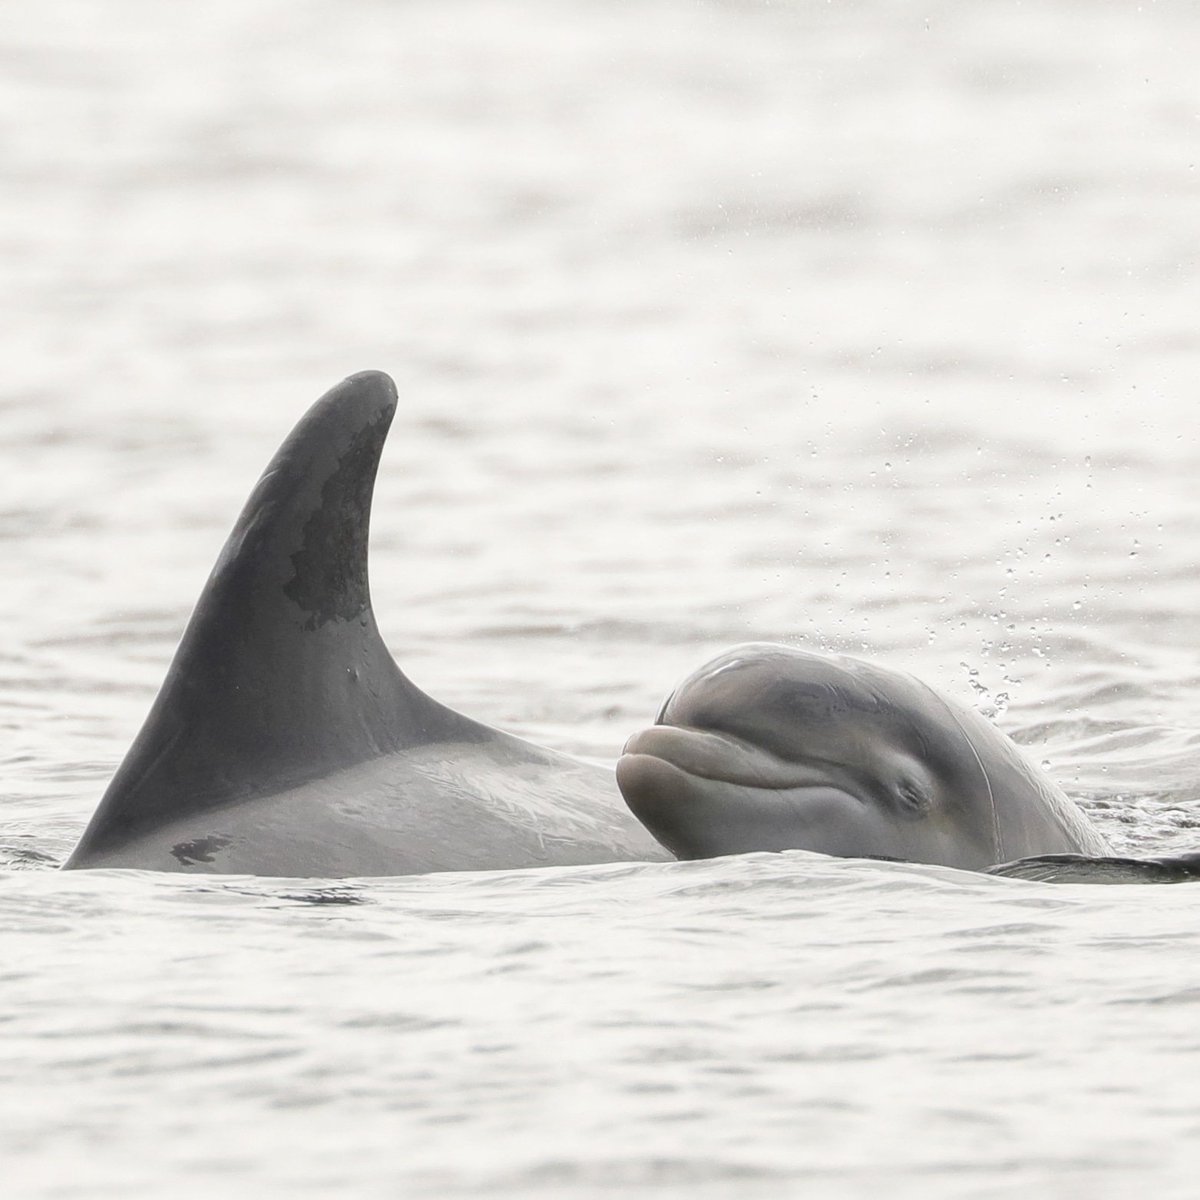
{"left": 2, "top": 1, "right": 1200, "bottom": 1196}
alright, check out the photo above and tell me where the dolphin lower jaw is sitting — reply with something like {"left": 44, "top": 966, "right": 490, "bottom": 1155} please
{"left": 615, "top": 747, "right": 878, "bottom": 861}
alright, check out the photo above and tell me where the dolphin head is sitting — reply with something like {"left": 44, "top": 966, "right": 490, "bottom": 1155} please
{"left": 617, "top": 643, "right": 1004, "bottom": 870}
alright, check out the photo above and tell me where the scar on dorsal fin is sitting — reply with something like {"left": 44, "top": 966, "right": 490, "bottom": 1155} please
{"left": 68, "top": 371, "right": 484, "bottom": 863}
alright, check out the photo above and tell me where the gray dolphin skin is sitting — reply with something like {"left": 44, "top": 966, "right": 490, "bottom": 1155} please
{"left": 65, "top": 371, "right": 670, "bottom": 877}
{"left": 617, "top": 643, "right": 1112, "bottom": 873}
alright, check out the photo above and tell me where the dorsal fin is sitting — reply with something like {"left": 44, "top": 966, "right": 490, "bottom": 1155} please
{"left": 70, "top": 371, "right": 482, "bottom": 860}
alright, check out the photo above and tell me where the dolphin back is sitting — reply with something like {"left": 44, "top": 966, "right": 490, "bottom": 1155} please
{"left": 66, "top": 371, "right": 481, "bottom": 866}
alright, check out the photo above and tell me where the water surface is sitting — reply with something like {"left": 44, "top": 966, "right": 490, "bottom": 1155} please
{"left": 3, "top": 2, "right": 1200, "bottom": 1196}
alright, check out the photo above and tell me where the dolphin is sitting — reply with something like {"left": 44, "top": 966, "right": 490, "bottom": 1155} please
{"left": 65, "top": 371, "right": 671, "bottom": 876}
{"left": 66, "top": 371, "right": 1189, "bottom": 885}
{"left": 617, "top": 643, "right": 1113, "bottom": 873}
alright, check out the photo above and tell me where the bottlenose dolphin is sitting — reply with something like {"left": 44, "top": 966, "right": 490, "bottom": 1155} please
{"left": 65, "top": 371, "right": 670, "bottom": 876}
{"left": 67, "top": 370, "right": 1190, "bottom": 885}
{"left": 617, "top": 643, "right": 1113, "bottom": 873}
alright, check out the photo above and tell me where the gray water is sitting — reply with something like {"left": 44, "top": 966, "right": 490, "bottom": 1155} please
{"left": 3, "top": 1, "right": 1200, "bottom": 1196}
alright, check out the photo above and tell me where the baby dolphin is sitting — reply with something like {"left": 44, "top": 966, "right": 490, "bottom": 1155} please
{"left": 617, "top": 643, "right": 1111, "bottom": 872}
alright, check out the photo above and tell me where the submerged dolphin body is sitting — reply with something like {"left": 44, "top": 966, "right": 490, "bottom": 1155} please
{"left": 618, "top": 643, "right": 1114, "bottom": 873}
{"left": 66, "top": 372, "right": 670, "bottom": 876}
{"left": 986, "top": 852, "right": 1200, "bottom": 884}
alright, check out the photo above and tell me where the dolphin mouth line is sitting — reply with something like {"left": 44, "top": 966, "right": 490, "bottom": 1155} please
{"left": 619, "top": 724, "right": 853, "bottom": 795}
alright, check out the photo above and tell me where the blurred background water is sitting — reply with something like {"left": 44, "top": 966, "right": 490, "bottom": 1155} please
{"left": 2, "top": 1, "right": 1199, "bottom": 1196}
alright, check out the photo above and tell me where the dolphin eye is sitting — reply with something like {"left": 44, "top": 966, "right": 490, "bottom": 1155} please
{"left": 894, "top": 779, "right": 932, "bottom": 817}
